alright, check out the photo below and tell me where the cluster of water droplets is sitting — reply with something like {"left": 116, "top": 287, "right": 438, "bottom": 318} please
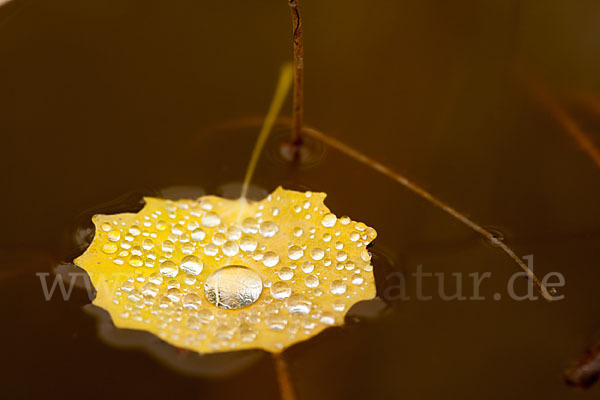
{"left": 92, "top": 189, "right": 376, "bottom": 352}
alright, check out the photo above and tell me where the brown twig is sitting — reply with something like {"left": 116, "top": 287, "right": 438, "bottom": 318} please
{"left": 565, "top": 339, "right": 600, "bottom": 389}
{"left": 287, "top": 0, "right": 304, "bottom": 147}
{"left": 273, "top": 352, "right": 296, "bottom": 400}
{"left": 301, "top": 126, "right": 554, "bottom": 301}
{"left": 520, "top": 73, "right": 600, "bottom": 168}
{"left": 568, "top": 90, "right": 600, "bottom": 120}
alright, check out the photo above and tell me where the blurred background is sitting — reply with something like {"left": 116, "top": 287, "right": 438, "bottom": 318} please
{"left": 1, "top": 0, "right": 600, "bottom": 399}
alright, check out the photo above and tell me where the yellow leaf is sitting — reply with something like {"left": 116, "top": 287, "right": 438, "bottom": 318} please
{"left": 75, "top": 187, "right": 377, "bottom": 353}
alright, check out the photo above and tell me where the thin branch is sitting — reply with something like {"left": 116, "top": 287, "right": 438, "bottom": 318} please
{"left": 568, "top": 90, "right": 600, "bottom": 119}
{"left": 273, "top": 352, "right": 296, "bottom": 400}
{"left": 288, "top": 0, "right": 304, "bottom": 147}
{"left": 302, "top": 126, "right": 554, "bottom": 301}
{"left": 520, "top": 74, "right": 600, "bottom": 168}
{"left": 565, "top": 339, "right": 600, "bottom": 389}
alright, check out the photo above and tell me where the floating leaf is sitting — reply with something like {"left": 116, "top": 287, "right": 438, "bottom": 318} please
{"left": 75, "top": 187, "right": 377, "bottom": 353}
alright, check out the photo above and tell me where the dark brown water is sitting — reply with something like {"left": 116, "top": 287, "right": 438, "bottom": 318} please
{"left": 2, "top": 0, "right": 600, "bottom": 398}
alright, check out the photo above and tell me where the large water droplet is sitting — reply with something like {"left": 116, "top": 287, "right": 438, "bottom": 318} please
{"left": 305, "top": 274, "right": 319, "bottom": 288}
{"left": 187, "top": 316, "right": 201, "bottom": 330}
{"left": 128, "top": 289, "right": 142, "bottom": 303}
{"left": 212, "top": 233, "right": 226, "bottom": 245}
{"left": 107, "top": 230, "right": 121, "bottom": 242}
{"left": 148, "top": 272, "right": 163, "bottom": 285}
{"left": 351, "top": 272, "right": 364, "bottom": 284}
{"left": 336, "top": 251, "right": 348, "bottom": 262}
{"left": 270, "top": 281, "right": 291, "bottom": 299}
{"left": 333, "top": 301, "right": 346, "bottom": 312}
{"left": 204, "top": 265, "right": 263, "bottom": 310}
{"left": 182, "top": 293, "right": 202, "bottom": 310}
{"left": 141, "top": 282, "right": 159, "bottom": 297}
{"left": 180, "top": 255, "right": 203, "bottom": 275}
{"left": 321, "top": 213, "right": 337, "bottom": 228}
{"left": 286, "top": 294, "right": 312, "bottom": 315}
{"left": 262, "top": 251, "right": 279, "bottom": 267}
{"left": 278, "top": 267, "right": 294, "bottom": 281}
{"left": 156, "top": 220, "right": 167, "bottom": 231}
{"left": 191, "top": 228, "right": 206, "bottom": 241}
{"left": 361, "top": 249, "right": 371, "bottom": 262}
{"left": 204, "top": 243, "right": 218, "bottom": 256}
{"left": 197, "top": 309, "right": 214, "bottom": 324}
{"left": 161, "top": 240, "right": 175, "bottom": 253}
{"left": 310, "top": 248, "right": 325, "bottom": 260}
{"left": 121, "top": 281, "right": 134, "bottom": 292}
{"left": 128, "top": 255, "right": 143, "bottom": 267}
{"left": 159, "top": 260, "right": 179, "bottom": 277}
{"left": 259, "top": 221, "right": 279, "bottom": 238}
{"left": 330, "top": 280, "right": 347, "bottom": 295}
{"left": 288, "top": 246, "right": 304, "bottom": 260}
{"left": 184, "top": 274, "right": 197, "bottom": 285}
{"left": 301, "top": 261, "right": 314, "bottom": 273}
{"left": 239, "top": 324, "right": 257, "bottom": 342}
{"left": 242, "top": 217, "right": 259, "bottom": 234}
{"left": 267, "top": 315, "right": 288, "bottom": 330}
{"left": 226, "top": 226, "right": 242, "bottom": 240}
{"left": 181, "top": 242, "right": 195, "bottom": 254}
{"left": 102, "top": 243, "right": 118, "bottom": 254}
{"left": 240, "top": 235, "right": 258, "bottom": 252}
{"left": 223, "top": 240, "right": 239, "bottom": 256}
{"left": 167, "top": 279, "right": 180, "bottom": 289}
{"left": 320, "top": 312, "right": 335, "bottom": 325}
{"left": 202, "top": 212, "right": 221, "bottom": 227}
{"left": 167, "top": 288, "right": 181, "bottom": 302}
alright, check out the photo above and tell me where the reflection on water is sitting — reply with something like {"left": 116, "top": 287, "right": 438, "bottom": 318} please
{"left": 158, "top": 185, "right": 206, "bottom": 201}
{"left": 218, "top": 182, "right": 267, "bottom": 201}
{"left": 2, "top": 0, "right": 600, "bottom": 399}
{"left": 84, "top": 304, "right": 265, "bottom": 378}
